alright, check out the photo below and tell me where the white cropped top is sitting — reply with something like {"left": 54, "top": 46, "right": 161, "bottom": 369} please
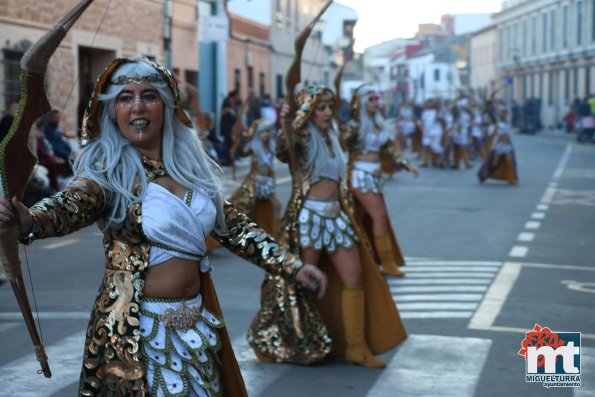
{"left": 311, "top": 155, "right": 341, "bottom": 184}
{"left": 363, "top": 131, "right": 389, "bottom": 154}
{"left": 142, "top": 182, "right": 216, "bottom": 272}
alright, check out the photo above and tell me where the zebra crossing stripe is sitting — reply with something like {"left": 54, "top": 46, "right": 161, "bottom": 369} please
{"left": 398, "top": 302, "right": 478, "bottom": 310}
{"left": 0, "top": 332, "right": 85, "bottom": 396}
{"left": 368, "top": 334, "right": 491, "bottom": 396}
{"left": 393, "top": 286, "right": 488, "bottom": 293}
{"left": 392, "top": 279, "right": 492, "bottom": 285}
{"left": 0, "top": 331, "right": 287, "bottom": 397}
{"left": 400, "top": 311, "right": 474, "bottom": 319}
{"left": 574, "top": 347, "right": 595, "bottom": 397}
{"left": 405, "top": 261, "right": 500, "bottom": 266}
{"left": 394, "top": 294, "right": 484, "bottom": 302}
{"left": 403, "top": 266, "right": 500, "bottom": 272}
{"left": 402, "top": 272, "right": 495, "bottom": 278}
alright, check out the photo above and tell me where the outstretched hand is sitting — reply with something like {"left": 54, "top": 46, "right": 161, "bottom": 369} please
{"left": 296, "top": 264, "right": 327, "bottom": 299}
{"left": 0, "top": 195, "right": 32, "bottom": 236}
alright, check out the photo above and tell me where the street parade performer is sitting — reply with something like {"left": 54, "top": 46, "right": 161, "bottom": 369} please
{"left": 248, "top": 82, "right": 407, "bottom": 368}
{"left": 477, "top": 108, "right": 519, "bottom": 185}
{"left": 0, "top": 56, "right": 327, "bottom": 397}
{"left": 344, "top": 85, "right": 419, "bottom": 277}
{"left": 228, "top": 118, "right": 282, "bottom": 236}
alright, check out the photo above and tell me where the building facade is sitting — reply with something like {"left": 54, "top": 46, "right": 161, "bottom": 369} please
{"left": 0, "top": 0, "right": 199, "bottom": 135}
{"left": 494, "top": 0, "right": 595, "bottom": 127}
{"left": 470, "top": 24, "right": 498, "bottom": 99}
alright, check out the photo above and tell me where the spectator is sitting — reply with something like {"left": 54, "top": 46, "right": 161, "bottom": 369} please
{"left": 0, "top": 102, "right": 18, "bottom": 142}
{"left": 44, "top": 109, "right": 72, "bottom": 165}
{"left": 220, "top": 90, "right": 239, "bottom": 165}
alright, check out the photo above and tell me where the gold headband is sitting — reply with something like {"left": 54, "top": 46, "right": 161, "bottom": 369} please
{"left": 111, "top": 73, "right": 161, "bottom": 85}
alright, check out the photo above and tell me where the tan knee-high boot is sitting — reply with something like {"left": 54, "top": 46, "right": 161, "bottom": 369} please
{"left": 374, "top": 234, "right": 405, "bottom": 277}
{"left": 342, "top": 287, "right": 386, "bottom": 368}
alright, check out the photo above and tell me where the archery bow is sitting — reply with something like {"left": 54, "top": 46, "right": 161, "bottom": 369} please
{"left": 282, "top": 0, "right": 333, "bottom": 182}
{"left": 333, "top": 36, "right": 355, "bottom": 122}
{"left": 0, "top": 0, "right": 95, "bottom": 378}
{"left": 229, "top": 93, "right": 252, "bottom": 180}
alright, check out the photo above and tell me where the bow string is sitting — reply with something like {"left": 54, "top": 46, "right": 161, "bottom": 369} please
{"left": 0, "top": 0, "right": 97, "bottom": 378}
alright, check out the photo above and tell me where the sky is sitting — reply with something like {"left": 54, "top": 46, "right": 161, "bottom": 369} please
{"left": 335, "top": 0, "right": 503, "bottom": 51}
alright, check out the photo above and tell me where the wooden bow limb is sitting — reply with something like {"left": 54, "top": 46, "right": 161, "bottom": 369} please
{"left": 283, "top": 0, "right": 333, "bottom": 183}
{"left": 0, "top": 0, "right": 95, "bottom": 378}
{"left": 229, "top": 95, "right": 252, "bottom": 180}
{"left": 333, "top": 36, "right": 355, "bottom": 122}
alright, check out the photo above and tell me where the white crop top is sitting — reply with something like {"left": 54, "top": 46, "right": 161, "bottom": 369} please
{"left": 311, "top": 154, "right": 341, "bottom": 184}
{"left": 363, "top": 131, "right": 389, "bottom": 154}
{"left": 142, "top": 182, "right": 216, "bottom": 272}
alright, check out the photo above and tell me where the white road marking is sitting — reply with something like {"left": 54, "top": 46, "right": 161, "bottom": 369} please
{"left": 0, "top": 332, "right": 85, "bottom": 396}
{"left": 394, "top": 293, "right": 484, "bottom": 302}
{"left": 549, "top": 182, "right": 558, "bottom": 187}
{"left": 402, "top": 261, "right": 500, "bottom": 266}
{"left": 393, "top": 278, "right": 492, "bottom": 285}
{"left": 574, "top": 347, "right": 595, "bottom": 396}
{"left": 525, "top": 221, "right": 541, "bottom": 229}
{"left": 517, "top": 232, "right": 535, "bottom": 242}
{"left": 564, "top": 168, "right": 595, "bottom": 180}
{"left": 0, "top": 312, "right": 90, "bottom": 320}
{"left": 369, "top": 334, "right": 491, "bottom": 397}
{"left": 536, "top": 204, "right": 549, "bottom": 211}
{"left": 0, "top": 322, "right": 20, "bottom": 333}
{"left": 530, "top": 212, "right": 545, "bottom": 219}
{"left": 400, "top": 311, "right": 474, "bottom": 319}
{"left": 403, "top": 266, "right": 499, "bottom": 272}
{"left": 392, "top": 286, "right": 488, "bottom": 293}
{"left": 509, "top": 246, "right": 528, "bottom": 258}
{"left": 553, "top": 144, "right": 572, "bottom": 180}
{"left": 470, "top": 262, "right": 595, "bottom": 339}
{"left": 398, "top": 302, "right": 478, "bottom": 310}
{"left": 40, "top": 239, "right": 80, "bottom": 250}
{"left": 233, "top": 336, "right": 289, "bottom": 396}
{"left": 541, "top": 187, "right": 557, "bottom": 204}
{"left": 276, "top": 176, "right": 292, "bottom": 185}
{"left": 403, "top": 272, "right": 495, "bottom": 279}
{"left": 469, "top": 262, "right": 521, "bottom": 331}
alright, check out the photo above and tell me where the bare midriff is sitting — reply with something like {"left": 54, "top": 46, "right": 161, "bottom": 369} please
{"left": 144, "top": 257, "right": 201, "bottom": 298}
{"left": 307, "top": 179, "right": 340, "bottom": 201}
{"left": 356, "top": 152, "right": 381, "bottom": 162}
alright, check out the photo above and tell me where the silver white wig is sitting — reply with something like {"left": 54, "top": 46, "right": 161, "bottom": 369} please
{"left": 357, "top": 85, "right": 385, "bottom": 145}
{"left": 73, "top": 61, "right": 226, "bottom": 233}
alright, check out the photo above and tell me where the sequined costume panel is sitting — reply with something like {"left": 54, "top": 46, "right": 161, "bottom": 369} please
{"left": 23, "top": 178, "right": 249, "bottom": 396}
{"left": 210, "top": 201, "right": 303, "bottom": 281}
{"left": 140, "top": 295, "right": 224, "bottom": 397}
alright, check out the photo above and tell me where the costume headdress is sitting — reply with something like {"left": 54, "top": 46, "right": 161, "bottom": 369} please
{"left": 349, "top": 84, "right": 376, "bottom": 121}
{"left": 244, "top": 118, "right": 274, "bottom": 141}
{"left": 292, "top": 83, "right": 335, "bottom": 131}
{"left": 80, "top": 56, "right": 193, "bottom": 145}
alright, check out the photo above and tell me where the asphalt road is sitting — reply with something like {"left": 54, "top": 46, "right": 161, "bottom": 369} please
{"left": 0, "top": 129, "right": 593, "bottom": 396}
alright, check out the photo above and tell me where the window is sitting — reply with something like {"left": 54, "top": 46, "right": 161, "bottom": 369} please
{"left": 586, "top": 66, "right": 592, "bottom": 95}
{"left": 522, "top": 19, "right": 528, "bottom": 55}
{"left": 247, "top": 66, "right": 254, "bottom": 90}
{"left": 2, "top": 48, "right": 24, "bottom": 111}
{"left": 234, "top": 68, "right": 241, "bottom": 92}
{"left": 434, "top": 68, "right": 441, "bottom": 82}
{"left": 548, "top": 71, "right": 554, "bottom": 105}
{"left": 532, "top": 16, "right": 537, "bottom": 55}
{"left": 574, "top": 67, "right": 579, "bottom": 97}
{"left": 512, "top": 23, "right": 518, "bottom": 58}
{"left": 259, "top": 72, "right": 265, "bottom": 97}
{"left": 498, "top": 28, "right": 504, "bottom": 61}
{"left": 592, "top": 0, "right": 595, "bottom": 41}
{"left": 576, "top": 0, "right": 583, "bottom": 45}
{"left": 564, "top": 69, "right": 570, "bottom": 100}
{"left": 539, "top": 72, "right": 544, "bottom": 97}
{"left": 550, "top": 10, "right": 556, "bottom": 50}
{"left": 276, "top": 74, "right": 283, "bottom": 99}
{"left": 563, "top": 4, "right": 569, "bottom": 48}
{"left": 542, "top": 13, "right": 548, "bottom": 52}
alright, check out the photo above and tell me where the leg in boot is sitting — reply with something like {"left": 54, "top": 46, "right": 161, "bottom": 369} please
{"left": 462, "top": 146, "right": 473, "bottom": 169}
{"left": 342, "top": 287, "right": 386, "bottom": 368}
{"left": 374, "top": 234, "right": 405, "bottom": 277}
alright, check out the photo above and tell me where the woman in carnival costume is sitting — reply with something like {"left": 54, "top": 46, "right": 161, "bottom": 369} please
{"left": 248, "top": 84, "right": 407, "bottom": 368}
{"left": 344, "top": 85, "right": 419, "bottom": 277}
{"left": 478, "top": 109, "right": 519, "bottom": 185}
{"left": 0, "top": 57, "right": 327, "bottom": 397}
{"left": 228, "top": 118, "right": 281, "bottom": 236}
